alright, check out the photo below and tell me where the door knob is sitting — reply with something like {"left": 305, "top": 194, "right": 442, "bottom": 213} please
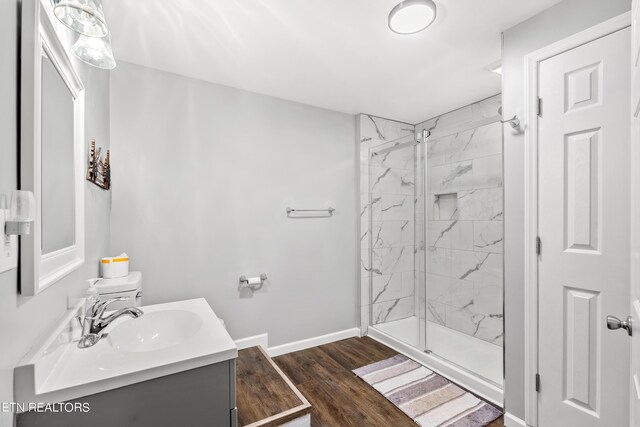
{"left": 606, "top": 315, "right": 633, "bottom": 336}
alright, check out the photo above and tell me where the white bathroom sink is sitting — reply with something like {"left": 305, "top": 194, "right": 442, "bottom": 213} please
{"left": 107, "top": 309, "right": 203, "bottom": 353}
{"left": 14, "top": 298, "right": 237, "bottom": 410}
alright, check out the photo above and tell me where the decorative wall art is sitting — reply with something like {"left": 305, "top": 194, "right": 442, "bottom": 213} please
{"left": 86, "top": 139, "right": 111, "bottom": 190}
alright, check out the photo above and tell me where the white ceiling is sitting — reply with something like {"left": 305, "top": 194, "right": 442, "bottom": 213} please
{"left": 105, "top": 0, "right": 562, "bottom": 124}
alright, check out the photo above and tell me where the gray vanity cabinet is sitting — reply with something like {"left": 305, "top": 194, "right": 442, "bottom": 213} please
{"left": 16, "top": 360, "right": 237, "bottom": 427}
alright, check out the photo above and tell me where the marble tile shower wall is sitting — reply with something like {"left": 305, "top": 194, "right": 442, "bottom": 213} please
{"left": 416, "top": 94, "right": 504, "bottom": 347}
{"left": 359, "top": 115, "right": 415, "bottom": 333}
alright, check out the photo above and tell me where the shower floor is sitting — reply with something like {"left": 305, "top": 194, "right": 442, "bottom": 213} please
{"left": 373, "top": 316, "right": 503, "bottom": 386}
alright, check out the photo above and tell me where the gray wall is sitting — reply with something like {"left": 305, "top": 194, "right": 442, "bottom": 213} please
{"left": 502, "top": 0, "right": 631, "bottom": 419}
{"left": 109, "top": 62, "right": 358, "bottom": 346}
{"left": 0, "top": 2, "right": 111, "bottom": 425}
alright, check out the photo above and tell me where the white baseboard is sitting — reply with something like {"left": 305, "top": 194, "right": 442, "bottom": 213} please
{"left": 504, "top": 412, "right": 527, "bottom": 427}
{"left": 234, "top": 333, "right": 269, "bottom": 350}
{"left": 267, "top": 328, "right": 361, "bottom": 357}
{"left": 234, "top": 328, "right": 361, "bottom": 357}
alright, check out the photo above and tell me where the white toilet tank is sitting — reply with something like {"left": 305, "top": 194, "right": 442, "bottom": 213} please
{"left": 94, "top": 271, "right": 142, "bottom": 310}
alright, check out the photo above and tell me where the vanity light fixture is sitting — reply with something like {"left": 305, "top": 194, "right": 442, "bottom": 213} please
{"left": 388, "top": 0, "right": 437, "bottom": 35}
{"left": 51, "top": 0, "right": 118, "bottom": 69}
{"left": 72, "top": 33, "right": 116, "bottom": 69}
{"left": 51, "top": 0, "right": 109, "bottom": 38}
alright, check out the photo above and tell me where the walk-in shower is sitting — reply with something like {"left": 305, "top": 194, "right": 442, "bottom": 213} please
{"left": 360, "top": 95, "right": 505, "bottom": 403}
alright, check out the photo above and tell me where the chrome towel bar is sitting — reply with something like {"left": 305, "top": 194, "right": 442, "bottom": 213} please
{"left": 286, "top": 207, "right": 335, "bottom": 215}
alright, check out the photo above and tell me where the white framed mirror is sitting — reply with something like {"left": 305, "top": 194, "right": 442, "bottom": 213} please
{"left": 20, "top": 0, "right": 85, "bottom": 295}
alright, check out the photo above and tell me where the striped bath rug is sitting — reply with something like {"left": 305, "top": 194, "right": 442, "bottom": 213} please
{"left": 353, "top": 354, "right": 502, "bottom": 427}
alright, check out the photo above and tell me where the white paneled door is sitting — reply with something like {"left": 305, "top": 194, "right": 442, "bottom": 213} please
{"left": 631, "top": 2, "right": 640, "bottom": 426}
{"left": 538, "top": 27, "right": 631, "bottom": 427}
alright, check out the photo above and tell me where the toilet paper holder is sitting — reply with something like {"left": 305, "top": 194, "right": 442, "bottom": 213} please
{"left": 239, "top": 273, "right": 268, "bottom": 289}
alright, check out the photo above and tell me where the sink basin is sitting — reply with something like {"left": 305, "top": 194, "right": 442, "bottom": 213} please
{"left": 15, "top": 298, "right": 237, "bottom": 408}
{"left": 107, "top": 309, "right": 203, "bottom": 353}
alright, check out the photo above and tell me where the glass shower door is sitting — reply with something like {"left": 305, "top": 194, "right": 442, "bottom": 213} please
{"left": 368, "top": 133, "right": 426, "bottom": 350}
{"left": 422, "top": 120, "right": 504, "bottom": 387}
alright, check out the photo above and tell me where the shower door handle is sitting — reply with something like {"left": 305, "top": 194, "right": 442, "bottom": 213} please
{"left": 606, "top": 315, "right": 632, "bottom": 336}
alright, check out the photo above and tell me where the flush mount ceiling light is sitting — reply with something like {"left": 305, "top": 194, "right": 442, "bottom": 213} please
{"left": 51, "top": 0, "right": 109, "bottom": 38}
{"left": 388, "top": 0, "right": 437, "bottom": 35}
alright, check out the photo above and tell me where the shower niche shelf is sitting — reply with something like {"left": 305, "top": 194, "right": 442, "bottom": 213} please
{"left": 433, "top": 192, "right": 458, "bottom": 220}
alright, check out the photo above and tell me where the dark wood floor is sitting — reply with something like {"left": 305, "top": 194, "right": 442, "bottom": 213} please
{"left": 274, "top": 337, "right": 504, "bottom": 427}
{"left": 237, "top": 346, "right": 311, "bottom": 426}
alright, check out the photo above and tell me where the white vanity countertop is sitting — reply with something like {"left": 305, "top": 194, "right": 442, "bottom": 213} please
{"left": 14, "top": 298, "right": 237, "bottom": 409}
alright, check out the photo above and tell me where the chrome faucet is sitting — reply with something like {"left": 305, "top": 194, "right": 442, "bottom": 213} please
{"left": 78, "top": 296, "right": 143, "bottom": 348}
